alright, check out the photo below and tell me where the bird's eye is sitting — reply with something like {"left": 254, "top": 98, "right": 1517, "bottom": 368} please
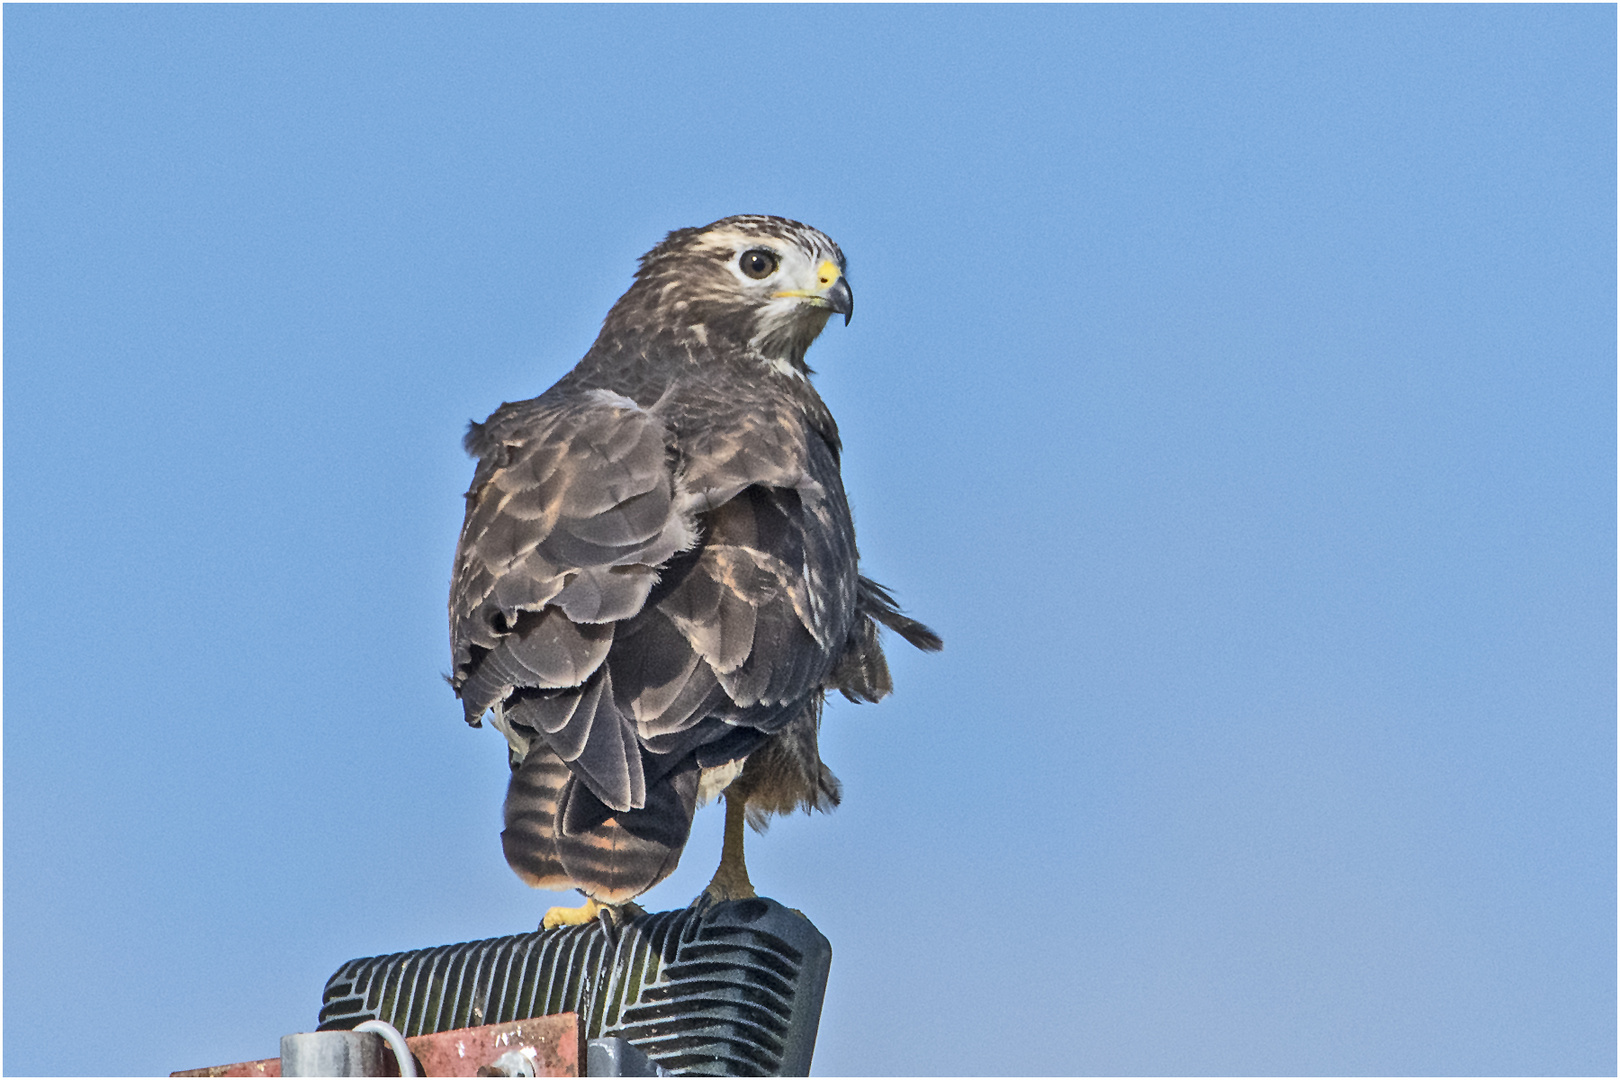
{"left": 739, "top": 249, "right": 779, "bottom": 280}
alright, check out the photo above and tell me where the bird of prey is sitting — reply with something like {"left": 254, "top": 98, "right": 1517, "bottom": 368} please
{"left": 449, "top": 215, "right": 940, "bottom": 928}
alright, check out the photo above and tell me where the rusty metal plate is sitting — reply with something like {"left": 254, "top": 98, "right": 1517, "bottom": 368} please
{"left": 409, "top": 1014, "right": 581, "bottom": 1077}
{"left": 173, "top": 1013, "right": 581, "bottom": 1078}
{"left": 171, "top": 1059, "right": 280, "bottom": 1078}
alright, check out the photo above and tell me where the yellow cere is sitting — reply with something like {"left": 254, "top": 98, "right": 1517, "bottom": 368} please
{"left": 773, "top": 260, "right": 844, "bottom": 300}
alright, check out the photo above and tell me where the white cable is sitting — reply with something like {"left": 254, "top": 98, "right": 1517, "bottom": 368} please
{"left": 353, "top": 1019, "right": 419, "bottom": 1078}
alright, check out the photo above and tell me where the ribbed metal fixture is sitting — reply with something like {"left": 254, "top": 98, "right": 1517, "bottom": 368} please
{"left": 316, "top": 898, "right": 831, "bottom": 1077}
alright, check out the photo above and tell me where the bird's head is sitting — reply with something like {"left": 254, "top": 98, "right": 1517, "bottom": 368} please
{"left": 615, "top": 215, "right": 852, "bottom": 371}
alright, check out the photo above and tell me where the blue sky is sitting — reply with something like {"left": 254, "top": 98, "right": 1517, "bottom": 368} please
{"left": 5, "top": 5, "right": 1613, "bottom": 1076}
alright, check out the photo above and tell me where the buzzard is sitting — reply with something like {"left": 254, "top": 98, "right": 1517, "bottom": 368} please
{"left": 449, "top": 216, "right": 940, "bottom": 928}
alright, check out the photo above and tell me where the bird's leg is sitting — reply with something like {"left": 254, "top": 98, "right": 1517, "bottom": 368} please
{"left": 701, "top": 792, "right": 758, "bottom": 903}
{"left": 541, "top": 897, "right": 645, "bottom": 931}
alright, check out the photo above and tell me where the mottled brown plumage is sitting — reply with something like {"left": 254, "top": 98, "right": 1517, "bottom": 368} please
{"left": 449, "top": 216, "right": 940, "bottom": 910}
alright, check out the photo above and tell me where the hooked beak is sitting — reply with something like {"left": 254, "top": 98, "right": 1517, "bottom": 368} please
{"left": 825, "top": 276, "right": 853, "bottom": 326}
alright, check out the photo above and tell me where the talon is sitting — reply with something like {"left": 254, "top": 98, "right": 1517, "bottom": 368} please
{"left": 542, "top": 897, "right": 606, "bottom": 930}
{"left": 701, "top": 876, "right": 758, "bottom": 904}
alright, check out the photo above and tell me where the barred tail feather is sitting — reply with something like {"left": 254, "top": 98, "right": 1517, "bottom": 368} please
{"left": 553, "top": 758, "right": 701, "bottom": 904}
{"left": 501, "top": 748, "right": 572, "bottom": 891}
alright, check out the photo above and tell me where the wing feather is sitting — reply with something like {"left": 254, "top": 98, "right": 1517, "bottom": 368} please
{"left": 545, "top": 667, "right": 644, "bottom": 812}
{"left": 450, "top": 393, "right": 690, "bottom": 687}
{"left": 504, "top": 611, "right": 614, "bottom": 686}
{"left": 610, "top": 611, "right": 707, "bottom": 724}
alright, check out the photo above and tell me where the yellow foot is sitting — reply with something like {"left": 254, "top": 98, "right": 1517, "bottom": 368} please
{"left": 542, "top": 897, "right": 605, "bottom": 929}
{"left": 541, "top": 897, "right": 645, "bottom": 930}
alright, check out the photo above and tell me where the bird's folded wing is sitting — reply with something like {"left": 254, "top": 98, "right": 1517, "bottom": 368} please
{"left": 451, "top": 388, "right": 855, "bottom": 814}
{"left": 674, "top": 397, "right": 826, "bottom": 512}
{"left": 450, "top": 389, "right": 694, "bottom": 722}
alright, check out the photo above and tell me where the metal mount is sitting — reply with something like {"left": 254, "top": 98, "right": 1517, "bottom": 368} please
{"left": 316, "top": 898, "right": 831, "bottom": 1077}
